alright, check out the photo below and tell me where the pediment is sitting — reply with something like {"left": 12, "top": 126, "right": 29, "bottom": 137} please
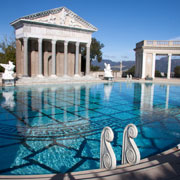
{"left": 13, "top": 7, "right": 97, "bottom": 32}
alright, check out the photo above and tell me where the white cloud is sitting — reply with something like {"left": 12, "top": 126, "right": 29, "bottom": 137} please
{"left": 169, "top": 36, "right": 180, "bottom": 41}
{"left": 103, "top": 55, "right": 118, "bottom": 61}
{"left": 121, "top": 56, "right": 129, "bottom": 59}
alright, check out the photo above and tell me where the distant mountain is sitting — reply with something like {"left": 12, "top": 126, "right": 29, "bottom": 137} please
{"left": 91, "top": 58, "right": 180, "bottom": 73}
{"left": 91, "top": 59, "right": 135, "bottom": 71}
{"left": 155, "top": 58, "right": 180, "bottom": 73}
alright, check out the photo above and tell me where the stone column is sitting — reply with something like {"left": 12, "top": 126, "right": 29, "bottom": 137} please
{"left": 64, "top": 41, "right": 68, "bottom": 76}
{"left": 152, "top": 53, "right": 156, "bottom": 79}
{"left": 75, "top": 42, "right": 80, "bottom": 76}
{"left": 37, "top": 38, "right": 43, "bottom": 77}
{"left": 167, "top": 54, "right": 172, "bottom": 79}
{"left": 51, "top": 40, "right": 57, "bottom": 77}
{"left": 142, "top": 52, "right": 146, "bottom": 79}
{"left": 23, "top": 37, "right": 28, "bottom": 77}
{"left": 120, "top": 61, "right": 122, "bottom": 78}
{"left": 16, "top": 39, "right": 22, "bottom": 77}
{"left": 86, "top": 43, "right": 91, "bottom": 75}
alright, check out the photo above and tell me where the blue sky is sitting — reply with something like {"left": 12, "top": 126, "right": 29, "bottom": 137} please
{"left": 0, "top": 0, "right": 180, "bottom": 61}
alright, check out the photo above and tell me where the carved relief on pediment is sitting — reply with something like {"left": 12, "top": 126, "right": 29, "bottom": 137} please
{"left": 34, "top": 8, "right": 84, "bottom": 29}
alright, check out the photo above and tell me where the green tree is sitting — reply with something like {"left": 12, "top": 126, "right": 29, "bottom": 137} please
{"left": 155, "top": 70, "right": 162, "bottom": 77}
{"left": 90, "top": 38, "right": 104, "bottom": 62}
{"left": 174, "top": 66, "right": 180, "bottom": 78}
{"left": 90, "top": 65, "right": 100, "bottom": 71}
{"left": 0, "top": 35, "right": 16, "bottom": 72}
{"left": 81, "top": 37, "right": 104, "bottom": 62}
{"left": 126, "top": 65, "right": 135, "bottom": 76}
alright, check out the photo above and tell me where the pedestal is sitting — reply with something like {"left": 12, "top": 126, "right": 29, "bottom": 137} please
{"left": 104, "top": 77, "right": 113, "bottom": 81}
{"left": 2, "top": 79, "right": 15, "bottom": 86}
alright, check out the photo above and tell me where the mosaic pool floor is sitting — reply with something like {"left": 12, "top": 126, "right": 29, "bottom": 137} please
{"left": 0, "top": 82, "right": 180, "bottom": 175}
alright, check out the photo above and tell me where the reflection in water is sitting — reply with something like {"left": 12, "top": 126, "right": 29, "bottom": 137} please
{"left": 166, "top": 85, "right": 170, "bottom": 109}
{"left": 1, "top": 87, "right": 15, "bottom": 110}
{"left": 0, "top": 82, "right": 180, "bottom": 175}
{"left": 104, "top": 83, "right": 113, "bottom": 100}
{"left": 140, "top": 83, "right": 154, "bottom": 111}
{"left": 134, "top": 83, "right": 170, "bottom": 112}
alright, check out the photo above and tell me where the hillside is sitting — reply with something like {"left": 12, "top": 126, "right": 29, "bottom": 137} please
{"left": 155, "top": 58, "right": 180, "bottom": 73}
{"left": 92, "top": 58, "right": 180, "bottom": 72}
{"left": 91, "top": 59, "right": 135, "bottom": 71}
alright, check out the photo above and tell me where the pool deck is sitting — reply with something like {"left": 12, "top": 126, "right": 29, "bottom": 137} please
{"left": 0, "top": 147, "right": 179, "bottom": 180}
{"left": 1, "top": 77, "right": 180, "bottom": 86}
{"left": 0, "top": 77, "right": 180, "bottom": 179}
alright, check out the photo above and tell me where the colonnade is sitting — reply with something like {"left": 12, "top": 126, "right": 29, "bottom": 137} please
{"left": 141, "top": 53, "right": 172, "bottom": 79}
{"left": 21, "top": 37, "right": 91, "bottom": 77}
{"left": 134, "top": 40, "right": 180, "bottom": 79}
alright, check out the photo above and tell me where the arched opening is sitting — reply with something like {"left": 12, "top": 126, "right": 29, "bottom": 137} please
{"left": 48, "top": 55, "right": 52, "bottom": 76}
{"left": 43, "top": 41, "right": 52, "bottom": 77}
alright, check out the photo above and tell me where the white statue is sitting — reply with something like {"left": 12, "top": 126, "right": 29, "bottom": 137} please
{"left": 0, "top": 61, "right": 15, "bottom": 80}
{"left": 122, "top": 124, "right": 140, "bottom": 165}
{"left": 104, "top": 63, "right": 113, "bottom": 78}
{"left": 48, "top": 14, "right": 56, "bottom": 24}
{"left": 129, "top": 74, "right": 132, "bottom": 80}
{"left": 59, "top": 8, "right": 68, "bottom": 25}
{"left": 100, "top": 127, "right": 116, "bottom": 170}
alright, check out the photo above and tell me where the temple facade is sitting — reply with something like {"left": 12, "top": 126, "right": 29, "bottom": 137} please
{"left": 11, "top": 7, "right": 97, "bottom": 78}
{"left": 134, "top": 40, "right": 180, "bottom": 79}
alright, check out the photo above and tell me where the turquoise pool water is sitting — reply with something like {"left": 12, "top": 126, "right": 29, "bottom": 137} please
{"left": 0, "top": 82, "right": 180, "bottom": 175}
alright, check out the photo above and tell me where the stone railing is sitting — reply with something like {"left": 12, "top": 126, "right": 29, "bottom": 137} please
{"left": 136, "top": 40, "right": 180, "bottom": 48}
{"left": 91, "top": 71, "right": 122, "bottom": 79}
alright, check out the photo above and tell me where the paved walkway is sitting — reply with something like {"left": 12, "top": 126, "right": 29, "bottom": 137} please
{"left": 0, "top": 148, "right": 180, "bottom": 180}
{"left": 1, "top": 77, "right": 180, "bottom": 86}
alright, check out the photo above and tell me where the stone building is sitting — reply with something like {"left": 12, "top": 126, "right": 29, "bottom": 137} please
{"left": 11, "top": 7, "right": 97, "bottom": 78}
{"left": 134, "top": 40, "right": 180, "bottom": 79}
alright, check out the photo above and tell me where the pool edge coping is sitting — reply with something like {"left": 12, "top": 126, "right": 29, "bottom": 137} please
{"left": 0, "top": 147, "right": 179, "bottom": 179}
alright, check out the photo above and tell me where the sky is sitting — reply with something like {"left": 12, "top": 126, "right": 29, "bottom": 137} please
{"left": 0, "top": 0, "right": 180, "bottom": 61}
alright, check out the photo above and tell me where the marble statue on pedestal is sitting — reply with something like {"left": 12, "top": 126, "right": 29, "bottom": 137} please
{"left": 104, "top": 63, "right": 113, "bottom": 80}
{"left": 100, "top": 127, "right": 116, "bottom": 169}
{"left": 0, "top": 61, "right": 15, "bottom": 80}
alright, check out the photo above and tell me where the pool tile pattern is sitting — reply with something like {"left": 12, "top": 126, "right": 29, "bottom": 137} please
{"left": 0, "top": 82, "right": 180, "bottom": 175}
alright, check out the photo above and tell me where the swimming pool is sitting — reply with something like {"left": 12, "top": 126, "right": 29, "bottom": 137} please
{"left": 0, "top": 82, "right": 180, "bottom": 175}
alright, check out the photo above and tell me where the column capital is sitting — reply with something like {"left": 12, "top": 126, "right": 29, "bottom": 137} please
{"left": 76, "top": 41, "right": 80, "bottom": 46}
{"left": 23, "top": 37, "right": 28, "bottom": 42}
{"left": 64, "top": 41, "right": 69, "bottom": 46}
{"left": 52, "top": 39, "right": 57, "bottom": 45}
{"left": 86, "top": 43, "right": 91, "bottom": 48}
{"left": 168, "top": 54, "right": 172, "bottom": 57}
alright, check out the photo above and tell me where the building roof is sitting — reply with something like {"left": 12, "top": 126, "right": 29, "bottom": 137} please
{"left": 10, "top": 7, "right": 98, "bottom": 32}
